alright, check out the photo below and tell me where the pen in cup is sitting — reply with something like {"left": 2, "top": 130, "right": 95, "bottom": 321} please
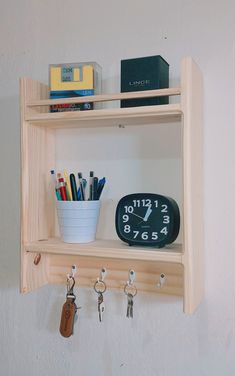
{"left": 92, "top": 177, "right": 98, "bottom": 200}
{"left": 57, "top": 173, "right": 67, "bottom": 201}
{"left": 89, "top": 171, "right": 94, "bottom": 200}
{"left": 78, "top": 179, "right": 87, "bottom": 200}
{"left": 97, "top": 177, "right": 106, "bottom": 200}
{"left": 78, "top": 172, "right": 85, "bottom": 201}
{"left": 50, "top": 170, "right": 62, "bottom": 201}
{"left": 64, "top": 169, "right": 72, "bottom": 201}
{"left": 70, "top": 173, "right": 78, "bottom": 201}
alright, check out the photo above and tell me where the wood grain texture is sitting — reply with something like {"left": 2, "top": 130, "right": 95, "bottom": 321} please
{"left": 25, "top": 104, "right": 182, "bottom": 128}
{"left": 25, "top": 238, "right": 183, "bottom": 263}
{"left": 181, "top": 57, "right": 204, "bottom": 314}
{"left": 20, "top": 78, "right": 55, "bottom": 292}
{"left": 27, "top": 87, "right": 181, "bottom": 106}
{"left": 21, "top": 252, "right": 50, "bottom": 293}
{"left": 49, "top": 254, "right": 184, "bottom": 297}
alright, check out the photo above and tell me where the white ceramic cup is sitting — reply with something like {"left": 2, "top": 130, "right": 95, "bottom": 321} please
{"left": 56, "top": 200, "right": 101, "bottom": 243}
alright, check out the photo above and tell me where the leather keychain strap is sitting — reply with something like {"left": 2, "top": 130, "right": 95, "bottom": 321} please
{"left": 60, "top": 296, "right": 77, "bottom": 338}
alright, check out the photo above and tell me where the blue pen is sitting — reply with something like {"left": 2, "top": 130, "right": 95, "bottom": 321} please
{"left": 97, "top": 177, "right": 106, "bottom": 200}
{"left": 77, "top": 179, "right": 87, "bottom": 200}
{"left": 92, "top": 177, "right": 98, "bottom": 200}
{"left": 78, "top": 172, "right": 85, "bottom": 200}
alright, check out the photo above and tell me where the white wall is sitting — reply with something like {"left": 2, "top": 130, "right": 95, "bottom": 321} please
{"left": 1, "top": 1, "right": 235, "bottom": 375}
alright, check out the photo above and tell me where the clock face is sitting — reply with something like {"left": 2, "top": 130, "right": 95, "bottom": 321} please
{"left": 115, "top": 193, "right": 180, "bottom": 248}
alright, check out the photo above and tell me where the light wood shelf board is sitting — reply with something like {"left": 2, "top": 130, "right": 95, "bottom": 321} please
{"left": 25, "top": 104, "right": 182, "bottom": 127}
{"left": 48, "top": 253, "right": 184, "bottom": 296}
{"left": 27, "top": 87, "right": 181, "bottom": 106}
{"left": 24, "top": 238, "right": 183, "bottom": 263}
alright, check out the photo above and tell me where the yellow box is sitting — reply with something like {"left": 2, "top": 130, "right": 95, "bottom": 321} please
{"left": 49, "top": 62, "right": 101, "bottom": 112}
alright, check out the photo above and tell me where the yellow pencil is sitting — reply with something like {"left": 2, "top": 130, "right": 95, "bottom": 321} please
{"left": 64, "top": 169, "right": 72, "bottom": 201}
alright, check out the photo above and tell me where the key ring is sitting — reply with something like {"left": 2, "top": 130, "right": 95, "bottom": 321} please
{"left": 124, "top": 269, "right": 137, "bottom": 297}
{"left": 124, "top": 282, "right": 137, "bottom": 297}
{"left": 94, "top": 279, "right": 106, "bottom": 294}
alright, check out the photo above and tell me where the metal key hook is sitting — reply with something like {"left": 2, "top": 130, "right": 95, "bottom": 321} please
{"left": 99, "top": 267, "right": 107, "bottom": 283}
{"left": 71, "top": 264, "right": 77, "bottom": 278}
{"left": 66, "top": 265, "right": 77, "bottom": 297}
{"left": 128, "top": 269, "right": 136, "bottom": 286}
{"left": 66, "top": 264, "right": 77, "bottom": 281}
{"left": 67, "top": 276, "right": 76, "bottom": 296}
{"left": 157, "top": 273, "right": 166, "bottom": 289}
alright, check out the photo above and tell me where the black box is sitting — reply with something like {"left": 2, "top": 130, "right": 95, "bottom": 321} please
{"left": 121, "top": 55, "right": 169, "bottom": 108}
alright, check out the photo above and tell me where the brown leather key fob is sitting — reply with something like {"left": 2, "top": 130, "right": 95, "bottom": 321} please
{"left": 60, "top": 297, "right": 77, "bottom": 338}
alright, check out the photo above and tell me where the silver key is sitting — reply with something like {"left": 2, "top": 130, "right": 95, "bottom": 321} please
{"left": 126, "top": 293, "right": 134, "bottom": 319}
{"left": 98, "top": 293, "right": 105, "bottom": 322}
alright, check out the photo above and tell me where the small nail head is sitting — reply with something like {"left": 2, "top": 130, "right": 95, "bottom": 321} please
{"left": 34, "top": 253, "right": 41, "bottom": 265}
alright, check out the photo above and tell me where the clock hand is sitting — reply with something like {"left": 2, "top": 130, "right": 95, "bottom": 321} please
{"left": 143, "top": 205, "right": 152, "bottom": 222}
{"left": 130, "top": 212, "right": 145, "bottom": 220}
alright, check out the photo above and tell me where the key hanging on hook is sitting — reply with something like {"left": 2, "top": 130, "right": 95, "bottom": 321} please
{"left": 60, "top": 266, "right": 78, "bottom": 338}
{"left": 94, "top": 267, "right": 107, "bottom": 322}
{"left": 124, "top": 269, "right": 137, "bottom": 319}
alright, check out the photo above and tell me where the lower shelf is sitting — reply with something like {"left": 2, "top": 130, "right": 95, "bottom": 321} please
{"left": 21, "top": 238, "right": 184, "bottom": 299}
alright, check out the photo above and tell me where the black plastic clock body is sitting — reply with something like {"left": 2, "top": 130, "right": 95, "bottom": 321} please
{"left": 115, "top": 193, "right": 180, "bottom": 248}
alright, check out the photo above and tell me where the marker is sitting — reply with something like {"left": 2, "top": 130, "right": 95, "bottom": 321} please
{"left": 70, "top": 173, "right": 78, "bottom": 201}
{"left": 78, "top": 172, "right": 85, "bottom": 200}
{"left": 64, "top": 169, "right": 72, "bottom": 201}
{"left": 57, "top": 173, "right": 67, "bottom": 201}
{"left": 89, "top": 171, "right": 94, "bottom": 200}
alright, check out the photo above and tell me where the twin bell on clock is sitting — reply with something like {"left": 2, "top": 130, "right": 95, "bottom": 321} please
{"left": 115, "top": 193, "right": 180, "bottom": 248}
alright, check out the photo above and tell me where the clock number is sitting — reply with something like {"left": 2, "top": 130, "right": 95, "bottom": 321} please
{"left": 142, "top": 199, "right": 151, "bottom": 207}
{"left": 163, "top": 215, "right": 170, "bottom": 224}
{"left": 133, "top": 200, "right": 140, "bottom": 207}
{"left": 152, "top": 232, "right": 158, "bottom": 240}
{"left": 141, "top": 232, "right": 148, "bottom": 240}
{"left": 132, "top": 199, "right": 152, "bottom": 207}
{"left": 161, "top": 204, "right": 168, "bottom": 213}
{"left": 160, "top": 227, "right": 168, "bottom": 235}
{"left": 133, "top": 231, "right": 139, "bottom": 239}
{"left": 122, "top": 214, "right": 129, "bottom": 223}
{"left": 154, "top": 200, "right": 158, "bottom": 208}
{"left": 124, "top": 206, "right": 134, "bottom": 213}
{"left": 124, "top": 225, "right": 131, "bottom": 233}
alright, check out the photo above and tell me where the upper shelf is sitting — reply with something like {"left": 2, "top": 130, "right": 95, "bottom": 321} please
{"left": 25, "top": 238, "right": 183, "bottom": 263}
{"left": 20, "top": 80, "right": 182, "bottom": 128}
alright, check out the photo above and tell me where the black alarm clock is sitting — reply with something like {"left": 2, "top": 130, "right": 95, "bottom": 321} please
{"left": 115, "top": 193, "right": 180, "bottom": 248}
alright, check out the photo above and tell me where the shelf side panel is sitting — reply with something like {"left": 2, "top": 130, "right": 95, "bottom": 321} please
{"left": 21, "top": 252, "right": 50, "bottom": 293}
{"left": 181, "top": 57, "right": 204, "bottom": 314}
{"left": 20, "top": 78, "right": 55, "bottom": 292}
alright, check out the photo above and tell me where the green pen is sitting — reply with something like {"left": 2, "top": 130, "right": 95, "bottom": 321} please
{"left": 56, "top": 189, "right": 62, "bottom": 201}
{"left": 50, "top": 169, "right": 62, "bottom": 201}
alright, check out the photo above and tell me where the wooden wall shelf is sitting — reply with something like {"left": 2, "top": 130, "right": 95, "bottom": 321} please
{"left": 20, "top": 56, "right": 203, "bottom": 314}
